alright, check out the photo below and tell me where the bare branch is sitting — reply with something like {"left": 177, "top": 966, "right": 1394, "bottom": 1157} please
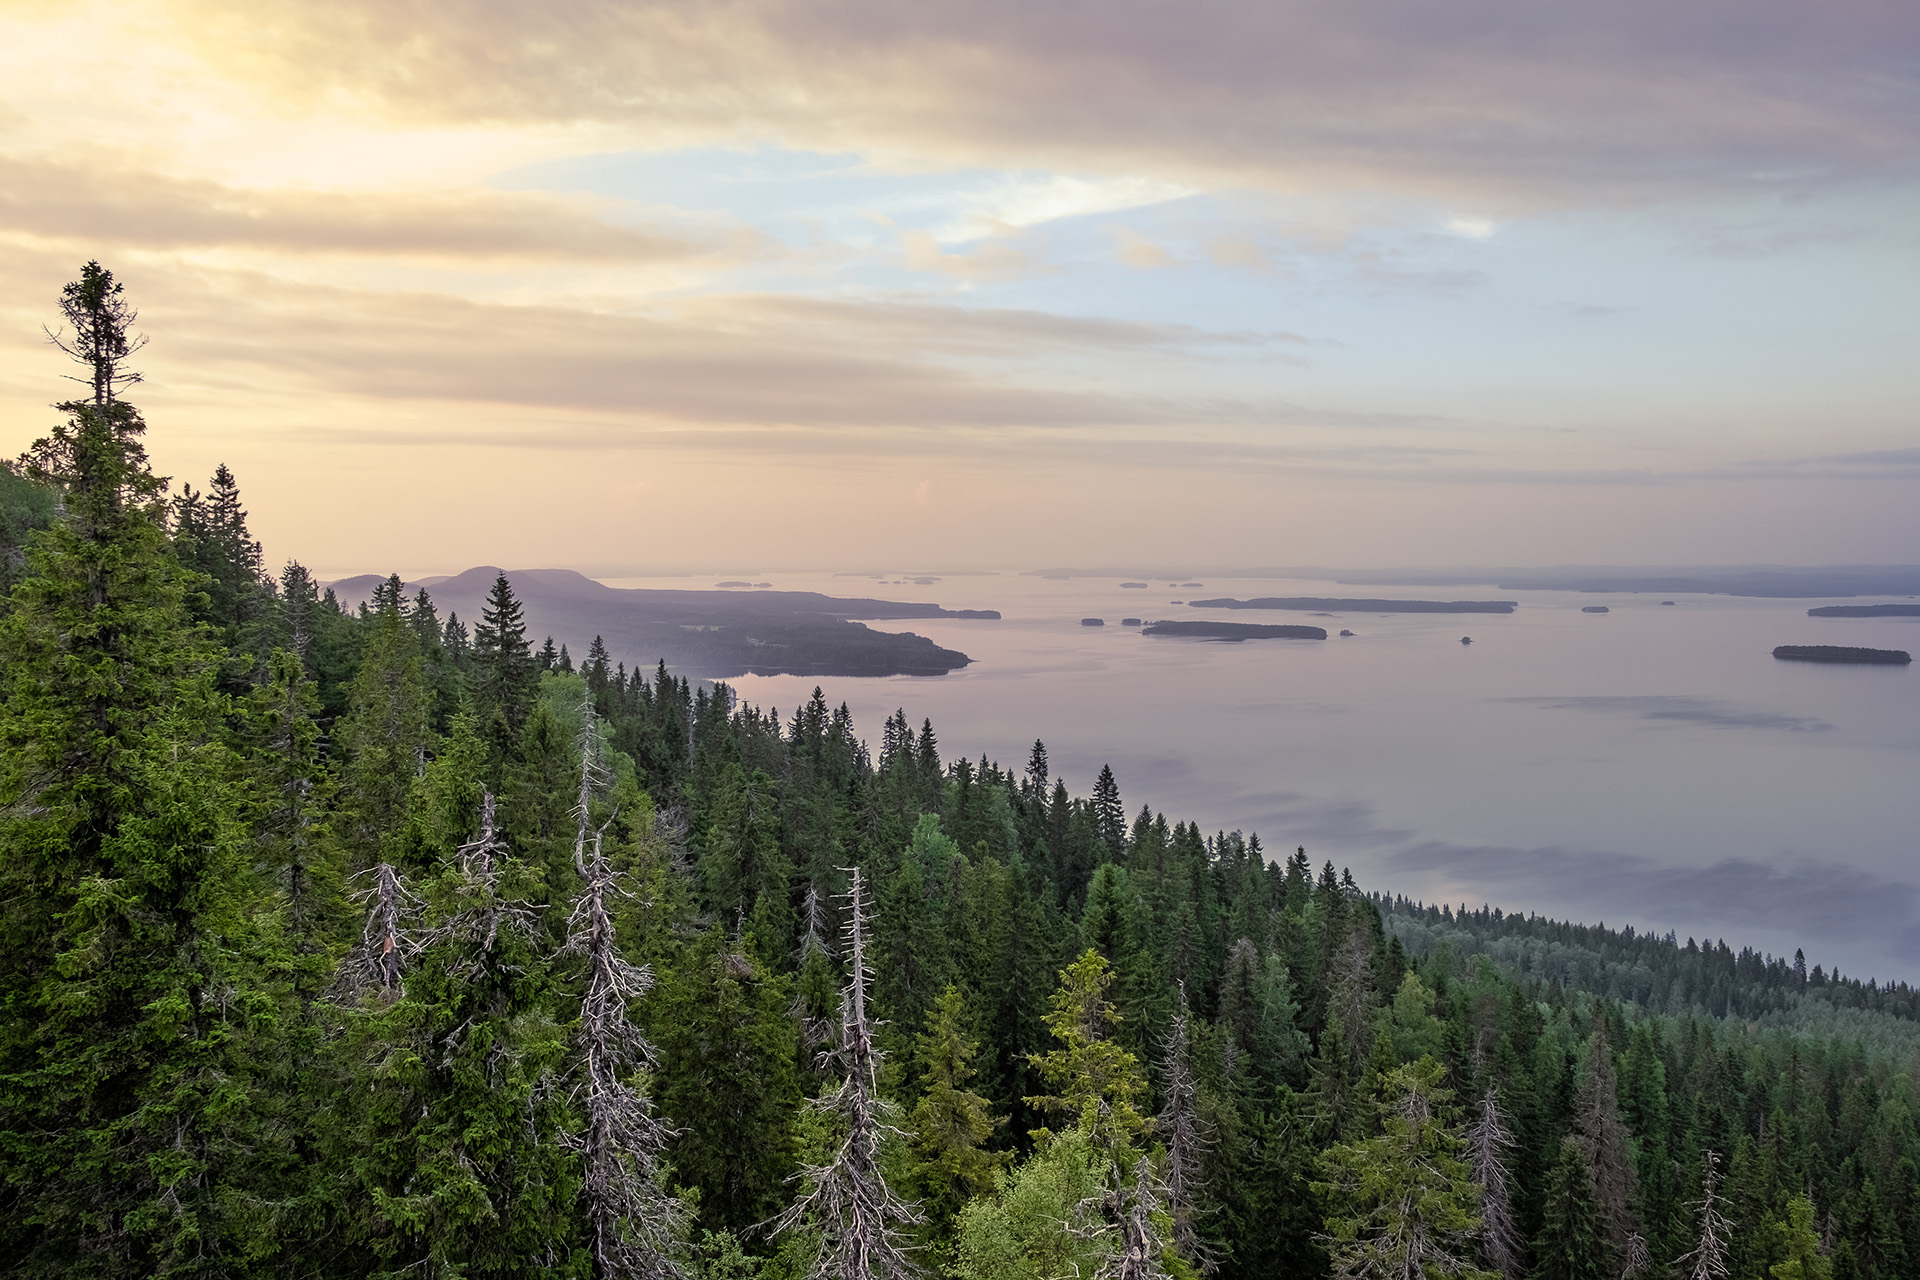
{"left": 772, "top": 866, "right": 923, "bottom": 1280}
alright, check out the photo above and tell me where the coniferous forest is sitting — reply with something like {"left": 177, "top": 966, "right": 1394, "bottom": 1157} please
{"left": 7, "top": 264, "right": 1920, "bottom": 1280}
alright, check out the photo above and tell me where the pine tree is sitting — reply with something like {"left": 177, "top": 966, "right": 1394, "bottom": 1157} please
{"left": 333, "top": 592, "right": 430, "bottom": 867}
{"left": 775, "top": 866, "right": 924, "bottom": 1280}
{"left": 653, "top": 926, "right": 800, "bottom": 1235}
{"left": 1532, "top": 1137, "right": 1608, "bottom": 1280}
{"left": 1573, "top": 1027, "right": 1639, "bottom": 1265}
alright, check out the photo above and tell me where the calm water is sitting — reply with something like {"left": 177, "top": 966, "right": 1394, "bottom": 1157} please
{"left": 605, "top": 571, "right": 1920, "bottom": 982}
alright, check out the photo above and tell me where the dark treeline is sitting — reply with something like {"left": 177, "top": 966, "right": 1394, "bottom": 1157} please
{"left": 2, "top": 265, "right": 1912, "bottom": 1280}
{"left": 1379, "top": 897, "right": 1920, "bottom": 1027}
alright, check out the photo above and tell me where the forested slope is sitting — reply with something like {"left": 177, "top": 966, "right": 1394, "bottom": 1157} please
{"left": 3, "top": 265, "right": 1913, "bottom": 1280}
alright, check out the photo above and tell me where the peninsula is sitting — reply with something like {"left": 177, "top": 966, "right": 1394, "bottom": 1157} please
{"left": 328, "top": 567, "right": 992, "bottom": 678}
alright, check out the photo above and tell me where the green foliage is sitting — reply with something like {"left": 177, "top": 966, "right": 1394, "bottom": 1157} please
{"left": 654, "top": 928, "right": 801, "bottom": 1235}
{"left": 951, "top": 1126, "right": 1112, "bottom": 1280}
{"left": 1532, "top": 1138, "right": 1608, "bottom": 1280}
{"left": 1314, "top": 1058, "right": 1495, "bottom": 1280}
{"left": 7, "top": 261, "right": 1920, "bottom": 1279}
{"left": 905, "top": 985, "right": 1007, "bottom": 1249}
{"left": 1026, "top": 948, "right": 1149, "bottom": 1150}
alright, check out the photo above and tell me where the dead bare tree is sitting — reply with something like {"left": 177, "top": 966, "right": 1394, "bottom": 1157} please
{"left": 1157, "top": 987, "right": 1216, "bottom": 1272}
{"left": 1072, "top": 1155, "right": 1177, "bottom": 1280}
{"left": 1622, "top": 1231, "right": 1651, "bottom": 1279}
{"left": 1465, "top": 1088, "right": 1523, "bottom": 1280}
{"left": 560, "top": 822, "right": 688, "bottom": 1280}
{"left": 1575, "top": 1029, "right": 1641, "bottom": 1265}
{"left": 1676, "top": 1150, "right": 1732, "bottom": 1280}
{"left": 440, "top": 789, "right": 535, "bottom": 977}
{"left": 557, "top": 698, "right": 689, "bottom": 1280}
{"left": 332, "top": 861, "right": 422, "bottom": 999}
{"left": 772, "top": 866, "right": 923, "bottom": 1280}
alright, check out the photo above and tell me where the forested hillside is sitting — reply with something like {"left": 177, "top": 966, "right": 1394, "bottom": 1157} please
{"left": 4, "top": 265, "right": 1915, "bottom": 1280}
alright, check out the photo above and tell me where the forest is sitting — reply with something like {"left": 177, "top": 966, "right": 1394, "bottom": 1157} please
{"left": 3, "top": 264, "right": 1918, "bottom": 1280}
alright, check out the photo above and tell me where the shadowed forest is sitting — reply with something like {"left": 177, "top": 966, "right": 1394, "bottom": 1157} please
{"left": 6, "top": 265, "right": 1919, "bottom": 1280}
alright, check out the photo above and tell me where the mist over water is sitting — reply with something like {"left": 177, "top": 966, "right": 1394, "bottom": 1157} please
{"left": 609, "top": 571, "right": 1920, "bottom": 982}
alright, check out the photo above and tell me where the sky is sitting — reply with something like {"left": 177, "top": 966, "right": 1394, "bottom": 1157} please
{"left": 1, "top": 0, "right": 1917, "bottom": 578}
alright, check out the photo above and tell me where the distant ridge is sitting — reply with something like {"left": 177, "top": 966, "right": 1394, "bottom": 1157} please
{"left": 323, "top": 567, "right": 998, "bottom": 678}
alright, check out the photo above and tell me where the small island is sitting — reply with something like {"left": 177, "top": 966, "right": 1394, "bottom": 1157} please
{"left": 1806, "top": 604, "right": 1920, "bottom": 618}
{"left": 1190, "top": 596, "right": 1517, "bottom": 614}
{"left": 1121, "top": 581, "right": 1148, "bottom": 588}
{"left": 1582, "top": 605, "right": 1610, "bottom": 613}
{"left": 1143, "top": 621, "right": 1326, "bottom": 641}
{"left": 1081, "top": 617, "right": 1105, "bottom": 627}
{"left": 1121, "top": 617, "right": 1142, "bottom": 626}
{"left": 1772, "top": 645, "right": 1911, "bottom": 665}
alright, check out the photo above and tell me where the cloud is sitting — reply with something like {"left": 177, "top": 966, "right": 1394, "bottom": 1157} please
{"left": 167, "top": 0, "right": 1920, "bottom": 206}
{"left": 0, "top": 152, "right": 746, "bottom": 263}
{"left": 898, "top": 229, "right": 1036, "bottom": 282}
{"left": 1112, "top": 227, "right": 1175, "bottom": 268}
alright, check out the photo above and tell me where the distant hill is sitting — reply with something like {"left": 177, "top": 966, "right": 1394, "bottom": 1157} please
{"left": 326, "top": 567, "right": 998, "bottom": 678}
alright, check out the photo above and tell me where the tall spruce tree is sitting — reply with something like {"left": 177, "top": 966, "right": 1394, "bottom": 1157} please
{"left": 0, "top": 262, "right": 272, "bottom": 1275}
{"left": 1532, "top": 1137, "right": 1608, "bottom": 1280}
{"left": 472, "top": 572, "right": 536, "bottom": 735}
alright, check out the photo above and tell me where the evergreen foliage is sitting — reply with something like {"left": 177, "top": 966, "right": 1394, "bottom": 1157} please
{"left": 8, "top": 261, "right": 1920, "bottom": 1280}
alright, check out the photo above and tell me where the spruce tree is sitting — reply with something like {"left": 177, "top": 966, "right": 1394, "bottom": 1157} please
{"left": 1532, "top": 1137, "right": 1608, "bottom": 1280}
{"left": 1312, "top": 1058, "right": 1494, "bottom": 1280}
{"left": 0, "top": 262, "right": 272, "bottom": 1275}
{"left": 473, "top": 572, "right": 536, "bottom": 733}
{"left": 905, "top": 985, "right": 1004, "bottom": 1251}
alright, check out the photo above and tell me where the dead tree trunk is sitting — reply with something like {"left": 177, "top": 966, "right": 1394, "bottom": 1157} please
{"left": 774, "top": 866, "right": 923, "bottom": 1280}
{"left": 1466, "top": 1088, "right": 1523, "bottom": 1280}
{"left": 561, "top": 703, "right": 689, "bottom": 1280}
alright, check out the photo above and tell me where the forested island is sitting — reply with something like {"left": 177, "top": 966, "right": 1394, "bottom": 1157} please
{"left": 1191, "top": 597, "right": 1518, "bottom": 614}
{"left": 1772, "top": 645, "right": 1912, "bottom": 665}
{"left": 1143, "top": 620, "right": 1328, "bottom": 641}
{"left": 8, "top": 264, "right": 1920, "bottom": 1280}
{"left": 1806, "top": 605, "right": 1920, "bottom": 618}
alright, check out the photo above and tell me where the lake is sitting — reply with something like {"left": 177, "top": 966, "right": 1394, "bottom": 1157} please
{"left": 605, "top": 570, "right": 1920, "bottom": 983}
